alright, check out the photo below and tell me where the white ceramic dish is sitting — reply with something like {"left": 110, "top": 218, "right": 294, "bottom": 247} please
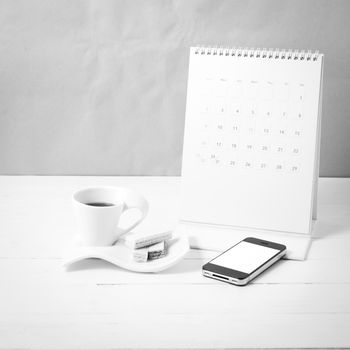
{"left": 63, "top": 235, "right": 189, "bottom": 273}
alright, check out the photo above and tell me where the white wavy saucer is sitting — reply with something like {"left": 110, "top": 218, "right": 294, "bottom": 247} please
{"left": 63, "top": 235, "right": 189, "bottom": 273}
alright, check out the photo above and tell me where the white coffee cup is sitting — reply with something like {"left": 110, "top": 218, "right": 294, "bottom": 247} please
{"left": 72, "top": 187, "right": 148, "bottom": 246}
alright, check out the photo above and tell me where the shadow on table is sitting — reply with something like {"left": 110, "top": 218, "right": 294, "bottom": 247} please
{"left": 312, "top": 216, "right": 350, "bottom": 239}
{"left": 64, "top": 255, "right": 201, "bottom": 274}
{"left": 64, "top": 258, "right": 120, "bottom": 272}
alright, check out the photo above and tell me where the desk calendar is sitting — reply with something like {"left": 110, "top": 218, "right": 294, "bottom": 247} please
{"left": 180, "top": 47, "right": 323, "bottom": 258}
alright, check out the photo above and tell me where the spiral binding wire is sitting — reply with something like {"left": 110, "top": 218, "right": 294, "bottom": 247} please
{"left": 194, "top": 46, "right": 320, "bottom": 61}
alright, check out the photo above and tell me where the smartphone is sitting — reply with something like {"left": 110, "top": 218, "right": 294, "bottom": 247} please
{"left": 202, "top": 237, "right": 286, "bottom": 286}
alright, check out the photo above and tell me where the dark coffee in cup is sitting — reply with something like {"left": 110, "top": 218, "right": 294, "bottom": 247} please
{"left": 84, "top": 202, "right": 115, "bottom": 207}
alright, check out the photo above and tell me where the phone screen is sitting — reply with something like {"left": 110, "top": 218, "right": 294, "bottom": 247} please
{"left": 210, "top": 241, "right": 280, "bottom": 274}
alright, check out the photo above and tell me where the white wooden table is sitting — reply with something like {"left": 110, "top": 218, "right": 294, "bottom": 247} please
{"left": 0, "top": 176, "right": 349, "bottom": 349}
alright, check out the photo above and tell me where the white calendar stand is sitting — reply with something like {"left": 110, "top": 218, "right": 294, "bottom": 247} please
{"left": 178, "top": 47, "right": 324, "bottom": 260}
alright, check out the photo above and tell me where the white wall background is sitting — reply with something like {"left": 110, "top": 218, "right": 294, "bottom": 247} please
{"left": 0, "top": 0, "right": 349, "bottom": 176}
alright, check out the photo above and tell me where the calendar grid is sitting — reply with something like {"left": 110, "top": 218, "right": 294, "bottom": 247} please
{"left": 194, "top": 77, "right": 306, "bottom": 175}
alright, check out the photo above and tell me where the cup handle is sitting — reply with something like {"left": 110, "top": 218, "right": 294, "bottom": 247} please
{"left": 116, "top": 189, "right": 149, "bottom": 238}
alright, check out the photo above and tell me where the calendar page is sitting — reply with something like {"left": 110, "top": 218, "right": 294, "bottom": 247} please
{"left": 181, "top": 47, "right": 323, "bottom": 234}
